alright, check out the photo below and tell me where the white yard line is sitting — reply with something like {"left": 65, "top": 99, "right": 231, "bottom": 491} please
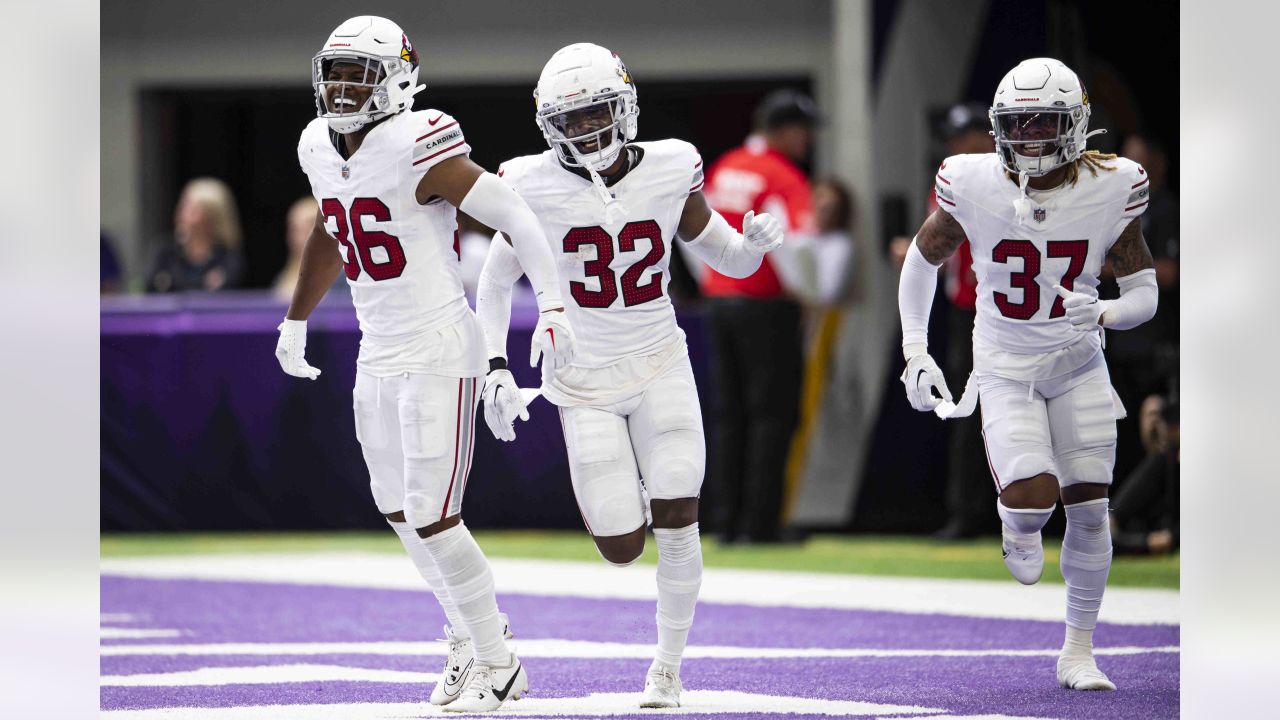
{"left": 100, "top": 638, "right": 1180, "bottom": 659}
{"left": 101, "top": 664, "right": 438, "bottom": 687}
{"left": 101, "top": 553, "right": 1180, "bottom": 625}
{"left": 100, "top": 691, "right": 951, "bottom": 718}
{"left": 102, "top": 628, "right": 183, "bottom": 639}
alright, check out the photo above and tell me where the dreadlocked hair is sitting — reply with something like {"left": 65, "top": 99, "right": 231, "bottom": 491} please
{"left": 1004, "top": 150, "right": 1120, "bottom": 187}
{"left": 1064, "top": 150, "right": 1118, "bottom": 185}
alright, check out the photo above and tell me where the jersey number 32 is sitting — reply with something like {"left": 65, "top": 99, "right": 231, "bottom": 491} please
{"left": 563, "top": 220, "right": 665, "bottom": 309}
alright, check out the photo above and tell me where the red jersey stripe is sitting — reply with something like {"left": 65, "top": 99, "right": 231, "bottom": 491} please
{"left": 415, "top": 121, "right": 458, "bottom": 143}
{"left": 413, "top": 140, "right": 467, "bottom": 166}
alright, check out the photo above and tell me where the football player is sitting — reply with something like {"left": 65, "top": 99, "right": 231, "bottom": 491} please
{"left": 897, "top": 58, "right": 1158, "bottom": 691}
{"left": 473, "top": 43, "right": 784, "bottom": 708}
{"left": 275, "top": 16, "right": 577, "bottom": 712}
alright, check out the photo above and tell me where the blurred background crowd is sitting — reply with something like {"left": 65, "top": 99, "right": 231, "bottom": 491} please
{"left": 101, "top": 0, "right": 1177, "bottom": 555}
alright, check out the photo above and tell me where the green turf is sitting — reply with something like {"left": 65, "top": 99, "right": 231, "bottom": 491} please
{"left": 100, "top": 530, "right": 1178, "bottom": 589}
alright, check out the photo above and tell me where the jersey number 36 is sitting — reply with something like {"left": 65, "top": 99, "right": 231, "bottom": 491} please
{"left": 322, "top": 197, "right": 407, "bottom": 282}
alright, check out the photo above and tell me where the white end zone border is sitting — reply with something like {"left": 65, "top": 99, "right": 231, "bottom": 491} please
{"left": 100, "top": 553, "right": 1179, "bottom": 625}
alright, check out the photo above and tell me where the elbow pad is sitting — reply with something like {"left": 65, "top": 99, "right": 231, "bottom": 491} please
{"left": 1102, "top": 268, "right": 1158, "bottom": 330}
{"left": 460, "top": 172, "right": 563, "bottom": 312}
{"left": 898, "top": 238, "right": 941, "bottom": 354}
{"left": 683, "top": 211, "right": 763, "bottom": 278}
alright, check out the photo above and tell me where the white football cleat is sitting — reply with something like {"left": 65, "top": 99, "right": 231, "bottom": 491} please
{"left": 1057, "top": 654, "right": 1117, "bottom": 691}
{"left": 443, "top": 653, "right": 528, "bottom": 713}
{"left": 430, "top": 614, "right": 512, "bottom": 706}
{"left": 1001, "top": 526, "right": 1045, "bottom": 585}
{"left": 640, "top": 664, "right": 682, "bottom": 709}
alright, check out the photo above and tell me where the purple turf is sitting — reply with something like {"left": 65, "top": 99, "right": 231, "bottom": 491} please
{"left": 101, "top": 575, "right": 1179, "bottom": 718}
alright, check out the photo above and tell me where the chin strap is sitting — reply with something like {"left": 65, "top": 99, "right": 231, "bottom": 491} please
{"left": 1012, "top": 170, "right": 1032, "bottom": 226}
{"left": 566, "top": 142, "right": 629, "bottom": 225}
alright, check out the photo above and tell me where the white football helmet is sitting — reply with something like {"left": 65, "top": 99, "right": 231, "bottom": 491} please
{"left": 989, "top": 58, "right": 1096, "bottom": 177}
{"left": 534, "top": 43, "right": 638, "bottom": 172}
{"left": 312, "top": 16, "right": 425, "bottom": 134}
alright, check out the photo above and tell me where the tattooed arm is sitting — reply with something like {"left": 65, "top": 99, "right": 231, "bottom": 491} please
{"left": 916, "top": 208, "right": 969, "bottom": 265}
{"left": 1106, "top": 217, "right": 1156, "bottom": 277}
{"left": 1095, "top": 218, "right": 1158, "bottom": 330}
{"left": 1059, "top": 218, "right": 1159, "bottom": 332}
{"left": 896, "top": 208, "right": 969, "bottom": 410}
{"left": 899, "top": 208, "right": 967, "bottom": 353}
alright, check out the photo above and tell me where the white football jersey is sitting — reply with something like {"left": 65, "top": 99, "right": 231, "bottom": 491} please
{"left": 497, "top": 139, "right": 704, "bottom": 369}
{"left": 298, "top": 109, "right": 485, "bottom": 377}
{"left": 935, "top": 153, "right": 1148, "bottom": 378}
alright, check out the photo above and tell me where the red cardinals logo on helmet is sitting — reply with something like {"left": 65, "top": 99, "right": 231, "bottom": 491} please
{"left": 400, "top": 33, "right": 418, "bottom": 69}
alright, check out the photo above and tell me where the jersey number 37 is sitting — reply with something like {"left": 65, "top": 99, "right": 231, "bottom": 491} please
{"left": 992, "top": 239, "right": 1089, "bottom": 320}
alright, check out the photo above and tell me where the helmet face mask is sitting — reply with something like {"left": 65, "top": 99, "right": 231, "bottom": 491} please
{"left": 539, "top": 95, "right": 629, "bottom": 170}
{"left": 991, "top": 107, "right": 1080, "bottom": 176}
{"left": 534, "top": 43, "right": 638, "bottom": 173}
{"left": 989, "top": 58, "right": 1093, "bottom": 177}
{"left": 312, "top": 16, "right": 423, "bottom": 135}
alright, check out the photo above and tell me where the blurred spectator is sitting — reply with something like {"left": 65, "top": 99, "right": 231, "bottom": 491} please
{"left": 1111, "top": 395, "right": 1179, "bottom": 555}
{"left": 273, "top": 197, "right": 319, "bottom": 299}
{"left": 779, "top": 177, "right": 857, "bottom": 527}
{"left": 700, "top": 88, "right": 818, "bottom": 544}
{"left": 101, "top": 232, "right": 123, "bottom": 295}
{"left": 773, "top": 177, "right": 856, "bottom": 307}
{"left": 147, "top": 177, "right": 245, "bottom": 293}
{"left": 273, "top": 196, "right": 350, "bottom": 301}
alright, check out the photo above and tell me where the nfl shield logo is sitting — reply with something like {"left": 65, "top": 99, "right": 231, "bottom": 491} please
{"left": 1033, "top": 207, "right": 1046, "bottom": 223}
{"left": 341, "top": 164, "right": 350, "bottom": 180}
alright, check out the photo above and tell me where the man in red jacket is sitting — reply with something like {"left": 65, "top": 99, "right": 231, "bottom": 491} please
{"left": 701, "top": 89, "right": 817, "bottom": 543}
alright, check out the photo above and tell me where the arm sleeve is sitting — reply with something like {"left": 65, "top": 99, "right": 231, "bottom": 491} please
{"left": 459, "top": 172, "right": 564, "bottom": 313}
{"left": 1102, "top": 268, "right": 1158, "bottom": 330}
{"left": 898, "top": 238, "right": 941, "bottom": 354}
{"left": 682, "top": 210, "right": 765, "bottom": 279}
{"left": 475, "top": 236, "right": 526, "bottom": 361}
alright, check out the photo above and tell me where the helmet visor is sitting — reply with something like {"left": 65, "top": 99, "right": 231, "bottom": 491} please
{"left": 544, "top": 98, "right": 622, "bottom": 154}
{"left": 994, "top": 109, "right": 1069, "bottom": 158}
{"left": 313, "top": 53, "right": 389, "bottom": 117}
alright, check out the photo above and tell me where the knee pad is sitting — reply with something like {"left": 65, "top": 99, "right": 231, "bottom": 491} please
{"left": 997, "top": 500, "right": 1055, "bottom": 535}
{"left": 403, "top": 490, "right": 443, "bottom": 529}
{"left": 1064, "top": 497, "right": 1110, "bottom": 534}
{"left": 647, "top": 433, "right": 705, "bottom": 499}
{"left": 1059, "top": 453, "right": 1113, "bottom": 486}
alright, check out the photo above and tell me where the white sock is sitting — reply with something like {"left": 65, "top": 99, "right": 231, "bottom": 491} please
{"left": 997, "top": 500, "right": 1054, "bottom": 538}
{"left": 1063, "top": 625, "right": 1095, "bottom": 659}
{"left": 388, "top": 520, "right": 467, "bottom": 636}
{"left": 420, "top": 521, "right": 509, "bottom": 667}
{"left": 1060, "top": 498, "right": 1113, "bottom": 641}
{"left": 653, "top": 523, "right": 702, "bottom": 671}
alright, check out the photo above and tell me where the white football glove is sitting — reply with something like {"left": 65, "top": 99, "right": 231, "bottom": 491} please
{"left": 275, "top": 319, "right": 321, "bottom": 380}
{"left": 482, "top": 369, "right": 530, "bottom": 442}
{"left": 1053, "top": 284, "right": 1109, "bottom": 332}
{"left": 531, "top": 309, "right": 575, "bottom": 371}
{"left": 900, "top": 344, "right": 952, "bottom": 412}
{"left": 742, "top": 210, "right": 784, "bottom": 255}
